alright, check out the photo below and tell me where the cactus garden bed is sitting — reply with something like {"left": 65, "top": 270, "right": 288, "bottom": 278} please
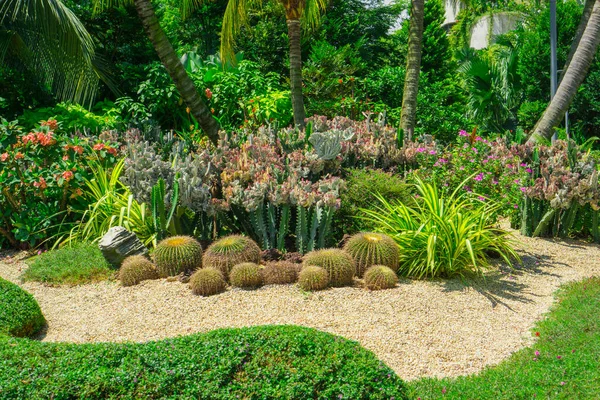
{"left": 2, "top": 232, "right": 600, "bottom": 381}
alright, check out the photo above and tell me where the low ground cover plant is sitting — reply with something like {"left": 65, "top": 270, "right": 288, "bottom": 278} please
{"left": 0, "top": 278, "right": 45, "bottom": 338}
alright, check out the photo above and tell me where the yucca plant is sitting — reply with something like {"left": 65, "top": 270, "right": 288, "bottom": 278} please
{"left": 362, "top": 176, "right": 519, "bottom": 279}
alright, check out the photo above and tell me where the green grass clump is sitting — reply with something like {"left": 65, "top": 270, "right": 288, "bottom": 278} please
{"left": 118, "top": 255, "right": 158, "bottom": 287}
{"left": 153, "top": 236, "right": 203, "bottom": 277}
{"left": 363, "top": 265, "right": 398, "bottom": 290}
{"left": 298, "top": 266, "right": 329, "bottom": 291}
{"left": 230, "top": 263, "right": 263, "bottom": 289}
{"left": 23, "top": 242, "right": 113, "bottom": 285}
{"left": 344, "top": 232, "right": 399, "bottom": 277}
{"left": 203, "top": 235, "right": 261, "bottom": 278}
{"left": 408, "top": 277, "right": 600, "bottom": 399}
{"left": 189, "top": 268, "right": 226, "bottom": 296}
{"left": 262, "top": 261, "right": 300, "bottom": 285}
{"left": 0, "top": 278, "right": 45, "bottom": 338}
{"left": 302, "top": 249, "right": 355, "bottom": 287}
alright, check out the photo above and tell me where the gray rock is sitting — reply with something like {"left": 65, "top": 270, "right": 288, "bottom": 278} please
{"left": 98, "top": 226, "right": 148, "bottom": 267}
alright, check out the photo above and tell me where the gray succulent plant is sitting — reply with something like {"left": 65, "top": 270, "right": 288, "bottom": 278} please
{"left": 309, "top": 128, "right": 354, "bottom": 160}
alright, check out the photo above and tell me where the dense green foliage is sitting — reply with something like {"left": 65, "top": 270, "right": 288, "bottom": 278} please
{"left": 0, "top": 325, "right": 408, "bottom": 399}
{"left": 0, "top": 278, "right": 45, "bottom": 338}
{"left": 409, "top": 277, "right": 600, "bottom": 399}
{"left": 23, "top": 243, "right": 113, "bottom": 285}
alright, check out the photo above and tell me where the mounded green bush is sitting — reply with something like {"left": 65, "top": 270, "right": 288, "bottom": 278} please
{"left": 0, "top": 278, "right": 45, "bottom": 338}
{"left": 189, "top": 268, "right": 226, "bottom": 296}
{"left": 119, "top": 255, "right": 158, "bottom": 287}
{"left": 203, "top": 235, "right": 261, "bottom": 278}
{"left": 302, "top": 249, "right": 355, "bottom": 287}
{"left": 344, "top": 232, "right": 399, "bottom": 277}
{"left": 298, "top": 266, "right": 329, "bottom": 291}
{"left": 262, "top": 261, "right": 300, "bottom": 285}
{"left": 363, "top": 265, "right": 399, "bottom": 290}
{"left": 153, "top": 236, "right": 203, "bottom": 278}
{"left": 230, "top": 263, "right": 263, "bottom": 289}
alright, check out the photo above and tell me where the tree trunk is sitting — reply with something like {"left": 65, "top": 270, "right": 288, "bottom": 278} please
{"left": 133, "top": 0, "right": 220, "bottom": 145}
{"left": 528, "top": 0, "right": 600, "bottom": 144}
{"left": 559, "top": 0, "right": 595, "bottom": 84}
{"left": 287, "top": 19, "right": 306, "bottom": 128}
{"left": 400, "top": 0, "right": 425, "bottom": 141}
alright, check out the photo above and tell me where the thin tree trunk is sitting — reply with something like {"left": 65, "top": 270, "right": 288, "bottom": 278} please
{"left": 287, "top": 19, "right": 306, "bottom": 128}
{"left": 559, "top": 0, "right": 595, "bottom": 84}
{"left": 133, "top": 0, "right": 220, "bottom": 145}
{"left": 400, "top": 0, "right": 425, "bottom": 141}
{"left": 528, "top": 0, "right": 600, "bottom": 144}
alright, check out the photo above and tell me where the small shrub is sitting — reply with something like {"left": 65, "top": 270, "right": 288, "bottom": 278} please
{"left": 189, "top": 268, "right": 226, "bottom": 296}
{"left": 153, "top": 236, "right": 203, "bottom": 277}
{"left": 302, "top": 249, "right": 355, "bottom": 287}
{"left": 119, "top": 255, "right": 158, "bottom": 287}
{"left": 230, "top": 263, "right": 263, "bottom": 289}
{"left": 23, "top": 243, "right": 113, "bottom": 285}
{"left": 363, "top": 265, "right": 398, "bottom": 290}
{"left": 0, "top": 278, "right": 45, "bottom": 337}
{"left": 262, "top": 261, "right": 300, "bottom": 285}
{"left": 203, "top": 235, "right": 261, "bottom": 277}
{"left": 298, "top": 266, "right": 329, "bottom": 291}
{"left": 344, "top": 232, "right": 399, "bottom": 277}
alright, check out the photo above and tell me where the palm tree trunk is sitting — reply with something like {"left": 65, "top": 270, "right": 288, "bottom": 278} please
{"left": 528, "top": 0, "right": 600, "bottom": 144}
{"left": 133, "top": 0, "right": 220, "bottom": 144}
{"left": 559, "top": 0, "right": 596, "bottom": 84}
{"left": 287, "top": 19, "right": 306, "bottom": 128}
{"left": 400, "top": 0, "right": 425, "bottom": 141}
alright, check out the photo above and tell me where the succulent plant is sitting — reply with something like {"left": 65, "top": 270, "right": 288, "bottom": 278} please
{"left": 302, "top": 248, "right": 355, "bottom": 287}
{"left": 189, "top": 268, "right": 226, "bottom": 296}
{"left": 363, "top": 265, "right": 398, "bottom": 290}
{"left": 343, "top": 232, "right": 399, "bottom": 277}
{"left": 229, "top": 263, "right": 263, "bottom": 288}
{"left": 262, "top": 261, "right": 301, "bottom": 285}
{"left": 119, "top": 255, "right": 159, "bottom": 286}
{"left": 203, "top": 235, "right": 261, "bottom": 277}
{"left": 298, "top": 266, "right": 329, "bottom": 291}
{"left": 153, "top": 236, "right": 203, "bottom": 278}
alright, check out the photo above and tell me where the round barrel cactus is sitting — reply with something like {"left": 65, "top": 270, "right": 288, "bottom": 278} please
{"left": 364, "top": 265, "right": 398, "bottom": 290}
{"left": 262, "top": 261, "right": 300, "bottom": 285}
{"left": 203, "top": 235, "right": 261, "bottom": 278}
{"left": 343, "top": 232, "right": 399, "bottom": 277}
{"left": 189, "top": 268, "right": 226, "bottom": 296}
{"left": 119, "top": 255, "right": 158, "bottom": 286}
{"left": 154, "top": 236, "right": 203, "bottom": 277}
{"left": 230, "top": 262, "right": 263, "bottom": 289}
{"left": 298, "top": 266, "right": 329, "bottom": 291}
{"left": 302, "top": 249, "right": 355, "bottom": 287}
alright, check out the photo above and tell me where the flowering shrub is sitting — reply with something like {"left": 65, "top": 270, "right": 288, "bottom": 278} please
{"left": 0, "top": 118, "right": 119, "bottom": 248}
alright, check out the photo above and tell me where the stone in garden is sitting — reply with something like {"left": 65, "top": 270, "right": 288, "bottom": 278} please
{"left": 98, "top": 226, "right": 148, "bottom": 267}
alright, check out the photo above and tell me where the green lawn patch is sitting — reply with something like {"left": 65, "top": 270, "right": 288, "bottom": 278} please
{"left": 408, "top": 277, "right": 600, "bottom": 399}
{"left": 22, "top": 242, "right": 114, "bottom": 285}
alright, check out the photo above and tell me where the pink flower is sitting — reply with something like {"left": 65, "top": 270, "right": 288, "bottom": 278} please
{"left": 429, "top": 150, "right": 437, "bottom": 155}
{"left": 535, "top": 350, "right": 540, "bottom": 357}
{"left": 557, "top": 355, "right": 562, "bottom": 359}
{"left": 474, "top": 173, "right": 484, "bottom": 181}
{"left": 93, "top": 143, "right": 105, "bottom": 151}
{"left": 0, "top": 153, "right": 8, "bottom": 162}
{"left": 416, "top": 147, "right": 426, "bottom": 153}
{"left": 478, "top": 196, "right": 486, "bottom": 201}
{"left": 514, "top": 204, "right": 519, "bottom": 209}
{"left": 526, "top": 168, "right": 532, "bottom": 173}
{"left": 61, "top": 171, "right": 74, "bottom": 182}
{"left": 442, "top": 388, "right": 447, "bottom": 394}
{"left": 520, "top": 187, "right": 527, "bottom": 193}
{"left": 459, "top": 130, "right": 468, "bottom": 137}
{"left": 560, "top": 381, "right": 565, "bottom": 386}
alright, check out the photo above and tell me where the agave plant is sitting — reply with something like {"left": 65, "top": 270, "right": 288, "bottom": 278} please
{"left": 362, "top": 176, "right": 520, "bottom": 278}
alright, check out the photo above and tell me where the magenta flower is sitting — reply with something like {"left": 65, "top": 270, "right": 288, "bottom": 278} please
{"left": 560, "top": 381, "right": 565, "bottom": 386}
{"left": 429, "top": 150, "right": 437, "bottom": 155}
{"left": 459, "top": 130, "right": 468, "bottom": 137}
{"left": 526, "top": 168, "right": 532, "bottom": 173}
{"left": 535, "top": 350, "right": 540, "bottom": 357}
{"left": 478, "top": 196, "right": 486, "bottom": 201}
{"left": 520, "top": 187, "right": 527, "bottom": 193}
{"left": 442, "top": 388, "right": 447, "bottom": 394}
{"left": 474, "top": 173, "right": 484, "bottom": 181}
{"left": 416, "top": 147, "right": 426, "bottom": 153}
{"left": 557, "top": 355, "right": 562, "bottom": 359}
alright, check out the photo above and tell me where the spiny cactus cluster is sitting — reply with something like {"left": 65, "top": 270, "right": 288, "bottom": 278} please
{"left": 154, "top": 236, "right": 203, "bottom": 277}
{"left": 262, "top": 261, "right": 300, "bottom": 285}
{"left": 364, "top": 265, "right": 398, "bottom": 290}
{"left": 298, "top": 266, "right": 329, "bottom": 291}
{"left": 343, "top": 232, "right": 399, "bottom": 277}
{"left": 302, "top": 249, "right": 355, "bottom": 287}
{"left": 189, "top": 268, "right": 226, "bottom": 296}
{"left": 203, "top": 235, "right": 261, "bottom": 278}
{"left": 230, "top": 263, "right": 263, "bottom": 288}
{"left": 119, "top": 255, "right": 158, "bottom": 287}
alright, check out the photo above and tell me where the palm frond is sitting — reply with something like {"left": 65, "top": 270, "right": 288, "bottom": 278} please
{"left": 302, "top": 0, "right": 328, "bottom": 31}
{"left": 220, "top": 0, "right": 262, "bottom": 65}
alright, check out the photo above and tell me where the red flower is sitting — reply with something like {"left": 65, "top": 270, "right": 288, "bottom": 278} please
{"left": 61, "top": 170, "right": 74, "bottom": 181}
{"left": 33, "top": 177, "right": 47, "bottom": 190}
{"left": 41, "top": 119, "right": 58, "bottom": 131}
{"left": 338, "top": 79, "right": 343, "bottom": 84}
{"left": 93, "top": 143, "right": 105, "bottom": 151}
{"left": 0, "top": 153, "right": 8, "bottom": 162}
{"left": 205, "top": 88, "right": 213, "bottom": 100}
{"left": 73, "top": 145, "right": 84, "bottom": 154}
{"left": 535, "top": 332, "right": 540, "bottom": 337}
{"left": 14, "top": 152, "right": 24, "bottom": 160}
{"left": 107, "top": 147, "right": 117, "bottom": 156}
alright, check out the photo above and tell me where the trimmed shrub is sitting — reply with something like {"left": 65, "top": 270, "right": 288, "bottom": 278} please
{"left": 363, "top": 265, "right": 399, "bottom": 290}
{"left": 344, "top": 232, "right": 399, "bottom": 277}
{"left": 302, "top": 249, "right": 355, "bottom": 287}
{"left": 230, "top": 263, "right": 263, "bottom": 289}
{"left": 153, "top": 236, "right": 203, "bottom": 278}
{"left": 203, "top": 235, "right": 261, "bottom": 277}
{"left": 119, "top": 255, "right": 158, "bottom": 287}
{"left": 262, "top": 261, "right": 300, "bottom": 285}
{"left": 189, "top": 268, "right": 227, "bottom": 296}
{"left": 298, "top": 266, "right": 330, "bottom": 291}
{"left": 0, "top": 278, "right": 45, "bottom": 338}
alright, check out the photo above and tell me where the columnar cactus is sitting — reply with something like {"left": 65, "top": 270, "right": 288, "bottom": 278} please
{"left": 302, "top": 248, "right": 355, "bottom": 287}
{"left": 343, "top": 232, "right": 399, "bottom": 277}
{"left": 153, "top": 236, "right": 203, "bottom": 277}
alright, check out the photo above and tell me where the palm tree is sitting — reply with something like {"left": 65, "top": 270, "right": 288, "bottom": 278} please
{"left": 400, "top": 0, "right": 425, "bottom": 141}
{"left": 528, "top": 0, "right": 600, "bottom": 144}
{"left": 0, "top": 0, "right": 104, "bottom": 106}
{"left": 94, "top": 0, "right": 221, "bottom": 145}
{"left": 220, "top": 0, "right": 328, "bottom": 128}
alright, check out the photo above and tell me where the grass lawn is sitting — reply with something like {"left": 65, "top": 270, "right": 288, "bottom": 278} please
{"left": 22, "top": 242, "right": 114, "bottom": 285}
{"left": 408, "top": 277, "right": 600, "bottom": 399}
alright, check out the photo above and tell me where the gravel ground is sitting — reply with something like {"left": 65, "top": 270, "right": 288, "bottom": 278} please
{"left": 1, "top": 233, "right": 599, "bottom": 381}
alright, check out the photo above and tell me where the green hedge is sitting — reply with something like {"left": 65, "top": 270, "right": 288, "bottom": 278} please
{"left": 0, "top": 278, "right": 45, "bottom": 338}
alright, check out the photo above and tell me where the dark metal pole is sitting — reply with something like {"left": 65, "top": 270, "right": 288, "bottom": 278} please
{"left": 550, "top": 0, "right": 558, "bottom": 142}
